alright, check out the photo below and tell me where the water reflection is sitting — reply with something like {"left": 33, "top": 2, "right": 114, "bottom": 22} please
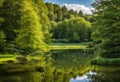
{"left": 70, "top": 75, "right": 91, "bottom": 82}
{"left": 0, "top": 50, "right": 120, "bottom": 82}
{"left": 70, "top": 71, "right": 97, "bottom": 82}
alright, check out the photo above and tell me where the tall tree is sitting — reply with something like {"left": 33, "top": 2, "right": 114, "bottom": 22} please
{"left": 92, "top": 0, "right": 120, "bottom": 58}
{"left": 0, "top": 0, "right": 21, "bottom": 42}
{"left": 46, "top": 2, "right": 56, "bottom": 21}
{"left": 33, "top": 0, "right": 51, "bottom": 43}
{"left": 16, "top": 0, "right": 47, "bottom": 55}
{"left": 78, "top": 10, "right": 83, "bottom": 17}
{"left": 61, "top": 5, "right": 68, "bottom": 20}
{"left": 52, "top": 17, "right": 91, "bottom": 42}
{"left": 67, "top": 9, "right": 75, "bottom": 19}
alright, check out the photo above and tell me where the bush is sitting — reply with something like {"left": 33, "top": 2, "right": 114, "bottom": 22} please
{"left": 91, "top": 58, "right": 120, "bottom": 66}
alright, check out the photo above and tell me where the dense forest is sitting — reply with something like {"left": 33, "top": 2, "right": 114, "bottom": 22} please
{"left": 0, "top": 0, "right": 120, "bottom": 64}
{"left": 92, "top": 0, "right": 120, "bottom": 58}
{"left": 0, "top": 0, "right": 120, "bottom": 82}
{"left": 0, "top": 0, "right": 93, "bottom": 54}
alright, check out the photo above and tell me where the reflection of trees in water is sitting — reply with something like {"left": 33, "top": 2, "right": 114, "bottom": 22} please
{"left": 0, "top": 50, "right": 119, "bottom": 82}
{"left": 0, "top": 67, "right": 78, "bottom": 82}
{"left": 1, "top": 69, "right": 119, "bottom": 82}
{"left": 0, "top": 50, "right": 94, "bottom": 82}
{"left": 52, "top": 49, "right": 94, "bottom": 70}
{"left": 90, "top": 67, "right": 120, "bottom": 82}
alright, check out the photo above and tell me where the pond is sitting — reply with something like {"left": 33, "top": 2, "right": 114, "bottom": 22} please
{"left": 70, "top": 71, "right": 97, "bottom": 82}
{"left": 0, "top": 49, "right": 120, "bottom": 82}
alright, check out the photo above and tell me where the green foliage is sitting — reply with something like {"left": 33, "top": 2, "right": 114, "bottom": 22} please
{"left": 52, "top": 49, "right": 94, "bottom": 70}
{"left": 92, "top": 0, "right": 120, "bottom": 58}
{"left": 0, "top": 0, "right": 4, "bottom": 7}
{"left": 45, "top": 2, "right": 87, "bottom": 22}
{"left": 0, "top": 31, "right": 6, "bottom": 52}
{"left": 52, "top": 17, "right": 91, "bottom": 42}
{"left": 0, "top": 0, "right": 50, "bottom": 54}
{"left": 67, "top": 9, "right": 75, "bottom": 19}
{"left": 0, "top": 0, "right": 24, "bottom": 53}
{"left": 16, "top": 0, "right": 48, "bottom": 55}
{"left": 91, "top": 58, "right": 120, "bottom": 66}
{"left": 45, "top": 2, "right": 92, "bottom": 43}
{"left": 61, "top": 5, "right": 68, "bottom": 20}
{"left": 78, "top": 10, "right": 83, "bottom": 17}
{"left": 46, "top": 3, "right": 56, "bottom": 21}
{"left": 53, "top": 4, "right": 62, "bottom": 22}
{"left": 0, "top": 17, "right": 4, "bottom": 25}
{"left": 0, "top": 0, "right": 21, "bottom": 42}
{"left": 33, "top": 0, "right": 51, "bottom": 43}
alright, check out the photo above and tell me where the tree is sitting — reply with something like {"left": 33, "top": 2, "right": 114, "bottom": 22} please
{"left": 61, "top": 5, "right": 68, "bottom": 20}
{"left": 92, "top": 0, "right": 120, "bottom": 58}
{"left": 0, "top": 30, "right": 6, "bottom": 52}
{"left": 0, "top": 0, "right": 21, "bottom": 42}
{"left": 67, "top": 9, "right": 75, "bottom": 19}
{"left": 53, "top": 4, "right": 62, "bottom": 22}
{"left": 78, "top": 10, "right": 83, "bottom": 17}
{"left": 46, "top": 2, "right": 56, "bottom": 21}
{"left": 16, "top": 0, "right": 47, "bottom": 55}
{"left": 33, "top": 0, "right": 51, "bottom": 43}
{"left": 69, "top": 17, "right": 91, "bottom": 42}
{"left": 52, "top": 17, "right": 91, "bottom": 42}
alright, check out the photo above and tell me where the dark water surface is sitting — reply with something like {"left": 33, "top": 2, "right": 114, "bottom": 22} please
{"left": 0, "top": 50, "right": 120, "bottom": 82}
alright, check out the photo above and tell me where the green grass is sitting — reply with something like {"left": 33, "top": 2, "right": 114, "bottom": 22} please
{"left": 50, "top": 45, "right": 87, "bottom": 50}
{"left": 0, "top": 54, "right": 18, "bottom": 64}
{"left": 0, "top": 54, "right": 46, "bottom": 73}
{"left": 0, "top": 54, "right": 46, "bottom": 67}
{"left": 50, "top": 42, "right": 93, "bottom": 50}
{"left": 91, "top": 58, "right": 120, "bottom": 66}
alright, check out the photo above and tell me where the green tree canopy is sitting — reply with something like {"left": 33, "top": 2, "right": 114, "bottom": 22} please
{"left": 0, "top": 0, "right": 21, "bottom": 42}
{"left": 16, "top": 0, "right": 48, "bottom": 55}
{"left": 0, "top": 30, "right": 6, "bottom": 52}
{"left": 92, "top": 0, "right": 120, "bottom": 58}
{"left": 52, "top": 17, "right": 91, "bottom": 42}
{"left": 33, "top": 0, "right": 51, "bottom": 43}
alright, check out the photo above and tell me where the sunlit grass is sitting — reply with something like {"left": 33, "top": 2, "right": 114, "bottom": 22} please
{"left": 50, "top": 45, "right": 87, "bottom": 50}
{"left": 0, "top": 54, "right": 17, "bottom": 64}
{"left": 50, "top": 42, "right": 93, "bottom": 50}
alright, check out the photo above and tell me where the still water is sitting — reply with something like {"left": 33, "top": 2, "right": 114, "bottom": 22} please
{"left": 70, "top": 71, "right": 97, "bottom": 82}
{"left": 0, "top": 50, "right": 120, "bottom": 82}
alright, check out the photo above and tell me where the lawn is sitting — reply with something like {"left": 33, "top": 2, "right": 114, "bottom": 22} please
{"left": 49, "top": 42, "right": 93, "bottom": 50}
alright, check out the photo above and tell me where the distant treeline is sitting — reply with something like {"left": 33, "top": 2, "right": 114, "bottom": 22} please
{"left": 45, "top": 2, "right": 93, "bottom": 43}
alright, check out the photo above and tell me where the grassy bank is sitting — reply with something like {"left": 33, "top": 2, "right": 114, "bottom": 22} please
{"left": 0, "top": 54, "right": 45, "bottom": 64}
{"left": 50, "top": 42, "right": 93, "bottom": 50}
{"left": 0, "top": 54, "right": 18, "bottom": 64}
{"left": 91, "top": 58, "right": 120, "bottom": 66}
{"left": 0, "top": 54, "right": 46, "bottom": 73}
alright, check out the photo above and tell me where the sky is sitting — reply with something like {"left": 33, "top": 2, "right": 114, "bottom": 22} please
{"left": 44, "top": 0, "right": 95, "bottom": 14}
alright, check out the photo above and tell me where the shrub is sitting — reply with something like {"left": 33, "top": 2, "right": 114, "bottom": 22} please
{"left": 91, "top": 58, "right": 120, "bottom": 66}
